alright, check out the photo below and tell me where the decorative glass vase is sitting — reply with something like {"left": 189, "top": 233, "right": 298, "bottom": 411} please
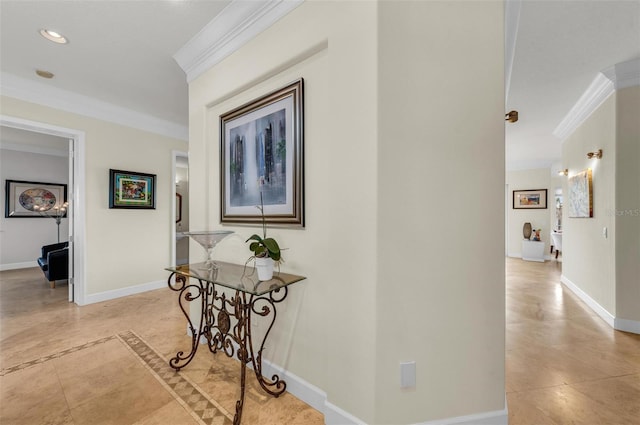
{"left": 184, "top": 231, "right": 234, "bottom": 271}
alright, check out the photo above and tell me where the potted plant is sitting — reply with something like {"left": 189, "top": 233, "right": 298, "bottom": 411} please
{"left": 246, "top": 193, "right": 281, "bottom": 281}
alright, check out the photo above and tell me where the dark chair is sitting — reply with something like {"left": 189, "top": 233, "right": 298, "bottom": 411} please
{"left": 37, "top": 242, "right": 69, "bottom": 288}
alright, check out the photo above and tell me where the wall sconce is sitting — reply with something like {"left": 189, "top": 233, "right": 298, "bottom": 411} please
{"left": 505, "top": 110, "right": 519, "bottom": 123}
{"left": 558, "top": 169, "right": 568, "bottom": 176}
{"left": 587, "top": 149, "right": 603, "bottom": 159}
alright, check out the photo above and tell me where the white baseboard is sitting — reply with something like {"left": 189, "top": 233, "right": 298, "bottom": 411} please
{"left": 561, "top": 275, "right": 640, "bottom": 335}
{"left": 185, "top": 323, "right": 508, "bottom": 425}
{"left": 614, "top": 317, "right": 640, "bottom": 334}
{"left": 323, "top": 401, "right": 368, "bottom": 425}
{"left": 262, "top": 359, "right": 328, "bottom": 415}
{"left": 0, "top": 261, "right": 38, "bottom": 271}
{"left": 415, "top": 407, "right": 508, "bottom": 425}
{"left": 561, "top": 275, "right": 615, "bottom": 327}
{"left": 83, "top": 279, "right": 166, "bottom": 305}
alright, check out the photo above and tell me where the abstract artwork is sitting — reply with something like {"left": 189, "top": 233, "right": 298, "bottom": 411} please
{"left": 220, "top": 79, "right": 304, "bottom": 226}
{"left": 568, "top": 169, "right": 593, "bottom": 218}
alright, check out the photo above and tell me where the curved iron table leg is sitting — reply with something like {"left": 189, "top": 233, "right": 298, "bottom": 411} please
{"left": 167, "top": 273, "right": 208, "bottom": 371}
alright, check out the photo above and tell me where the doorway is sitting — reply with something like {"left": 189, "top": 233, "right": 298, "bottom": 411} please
{"left": 173, "top": 151, "right": 189, "bottom": 266}
{"left": 0, "top": 115, "right": 86, "bottom": 304}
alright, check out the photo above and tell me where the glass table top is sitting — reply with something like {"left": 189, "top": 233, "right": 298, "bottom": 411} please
{"left": 165, "top": 261, "right": 306, "bottom": 296}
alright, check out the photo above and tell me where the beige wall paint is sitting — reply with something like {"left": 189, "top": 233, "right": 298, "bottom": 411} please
{"left": 506, "top": 168, "right": 552, "bottom": 256}
{"left": 615, "top": 86, "right": 640, "bottom": 323}
{"left": 189, "top": 1, "right": 505, "bottom": 423}
{"left": 188, "top": 1, "right": 378, "bottom": 421}
{"left": 0, "top": 96, "right": 188, "bottom": 296}
{"left": 376, "top": 1, "right": 505, "bottom": 422}
{"left": 562, "top": 94, "right": 617, "bottom": 314}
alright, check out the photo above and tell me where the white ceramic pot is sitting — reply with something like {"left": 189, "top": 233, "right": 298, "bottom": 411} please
{"left": 255, "top": 256, "right": 274, "bottom": 281}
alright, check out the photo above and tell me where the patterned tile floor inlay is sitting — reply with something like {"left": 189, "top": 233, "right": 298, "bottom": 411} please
{"left": 0, "top": 335, "right": 117, "bottom": 376}
{"left": 118, "top": 330, "right": 233, "bottom": 425}
{"left": 1, "top": 331, "right": 233, "bottom": 425}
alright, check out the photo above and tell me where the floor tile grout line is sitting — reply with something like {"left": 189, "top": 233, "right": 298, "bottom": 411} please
{"left": 0, "top": 335, "right": 117, "bottom": 376}
{"left": 117, "top": 330, "right": 234, "bottom": 424}
{"left": 50, "top": 354, "right": 76, "bottom": 423}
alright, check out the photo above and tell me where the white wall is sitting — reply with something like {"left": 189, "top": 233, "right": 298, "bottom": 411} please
{"left": 189, "top": 1, "right": 505, "bottom": 423}
{"left": 0, "top": 148, "right": 69, "bottom": 269}
{"left": 562, "top": 94, "right": 616, "bottom": 315}
{"left": 376, "top": 2, "right": 505, "bottom": 422}
{"left": 615, "top": 86, "right": 640, "bottom": 324}
{"left": 0, "top": 96, "right": 188, "bottom": 299}
{"left": 506, "top": 168, "right": 552, "bottom": 257}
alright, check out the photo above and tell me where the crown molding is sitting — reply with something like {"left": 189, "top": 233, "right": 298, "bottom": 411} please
{"left": 602, "top": 57, "right": 640, "bottom": 90}
{"left": 174, "top": 0, "right": 303, "bottom": 83}
{"left": 0, "top": 73, "right": 188, "bottom": 141}
{"left": 552, "top": 72, "right": 615, "bottom": 141}
{"left": 504, "top": 0, "right": 522, "bottom": 103}
{"left": 554, "top": 57, "right": 640, "bottom": 141}
{"left": 0, "top": 141, "right": 67, "bottom": 157}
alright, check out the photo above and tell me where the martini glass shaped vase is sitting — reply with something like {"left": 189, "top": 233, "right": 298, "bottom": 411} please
{"left": 184, "top": 231, "right": 234, "bottom": 271}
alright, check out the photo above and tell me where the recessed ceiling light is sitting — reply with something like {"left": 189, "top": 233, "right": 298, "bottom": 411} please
{"left": 39, "top": 29, "right": 68, "bottom": 44}
{"left": 35, "top": 69, "right": 55, "bottom": 79}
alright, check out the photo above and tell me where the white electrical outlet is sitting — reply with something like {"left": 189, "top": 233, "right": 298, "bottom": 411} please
{"left": 400, "top": 361, "right": 416, "bottom": 388}
{"left": 603, "top": 227, "right": 608, "bottom": 238}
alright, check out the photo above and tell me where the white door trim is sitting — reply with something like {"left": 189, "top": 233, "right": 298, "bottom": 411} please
{"left": 0, "top": 115, "right": 87, "bottom": 305}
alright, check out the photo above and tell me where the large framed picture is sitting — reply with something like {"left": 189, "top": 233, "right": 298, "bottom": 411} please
{"left": 220, "top": 78, "right": 304, "bottom": 226}
{"left": 109, "top": 169, "right": 156, "bottom": 209}
{"left": 568, "top": 169, "right": 593, "bottom": 218}
{"left": 5, "top": 179, "right": 67, "bottom": 218}
{"left": 513, "top": 189, "right": 547, "bottom": 209}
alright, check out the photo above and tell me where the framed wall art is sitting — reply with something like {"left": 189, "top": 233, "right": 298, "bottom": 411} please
{"left": 513, "top": 189, "right": 548, "bottom": 209}
{"left": 220, "top": 78, "right": 304, "bottom": 226}
{"left": 5, "top": 179, "right": 67, "bottom": 218}
{"left": 109, "top": 169, "right": 156, "bottom": 209}
{"left": 568, "top": 169, "right": 593, "bottom": 218}
{"left": 176, "top": 193, "right": 182, "bottom": 223}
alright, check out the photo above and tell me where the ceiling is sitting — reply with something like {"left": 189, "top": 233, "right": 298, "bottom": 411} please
{"left": 506, "top": 0, "right": 640, "bottom": 170}
{"left": 1, "top": 0, "right": 639, "bottom": 169}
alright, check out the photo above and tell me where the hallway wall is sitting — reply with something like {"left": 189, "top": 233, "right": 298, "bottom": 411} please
{"left": 0, "top": 96, "right": 187, "bottom": 301}
{"left": 188, "top": 1, "right": 505, "bottom": 423}
{"left": 506, "top": 168, "right": 552, "bottom": 258}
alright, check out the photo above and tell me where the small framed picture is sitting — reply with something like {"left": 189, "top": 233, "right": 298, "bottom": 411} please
{"left": 5, "top": 179, "right": 67, "bottom": 218}
{"left": 109, "top": 169, "right": 156, "bottom": 209}
{"left": 513, "top": 189, "right": 547, "bottom": 209}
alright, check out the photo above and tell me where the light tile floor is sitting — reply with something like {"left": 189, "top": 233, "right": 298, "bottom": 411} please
{"left": 0, "top": 267, "right": 323, "bottom": 425}
{"left": 2, "top": 260, "right": 639, "bottom": 424}
{"left": 506, "top": 257, "right": 640, "bottom": 424}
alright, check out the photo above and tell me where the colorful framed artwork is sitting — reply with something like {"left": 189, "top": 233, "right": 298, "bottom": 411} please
{"left": 4, "top": 179, "right": 67, "bottom": 218}
{"left": 513, "top": 189, "right": 548, "bottom": 209}
{"left": 109, "top": 169, "right": 156, "bottom": 209}
{"left": 568, "top": 169, "right": 593, "bottom": 218}
{"left": 220, "top": 78, "right": 304, "bottom": 226}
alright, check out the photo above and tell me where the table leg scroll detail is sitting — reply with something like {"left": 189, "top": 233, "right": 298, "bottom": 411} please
{"left": 167, "top": 273, "right": 207, "bottom": 371}
{"left": 247, "top": 287, "right": 288, "bottom": 397}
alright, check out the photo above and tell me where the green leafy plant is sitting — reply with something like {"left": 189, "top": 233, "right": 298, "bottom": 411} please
{"left": 246, "top": 193, "right": 281, "bottom": 262}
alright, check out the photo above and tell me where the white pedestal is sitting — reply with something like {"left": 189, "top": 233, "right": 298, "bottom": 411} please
{"left": 522, "top": 240, "right": 545, "bottom": 262}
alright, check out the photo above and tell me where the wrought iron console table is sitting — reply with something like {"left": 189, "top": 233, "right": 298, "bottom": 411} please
{"left": 165, "top": 261, "right": 306, "bottom": 425}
